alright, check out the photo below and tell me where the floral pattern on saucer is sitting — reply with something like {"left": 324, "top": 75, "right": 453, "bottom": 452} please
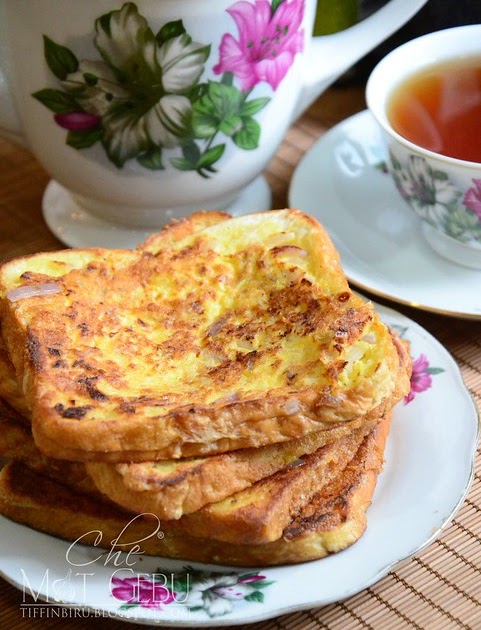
{"left": 389, "top": 152, "right": 481, "bottom": 245}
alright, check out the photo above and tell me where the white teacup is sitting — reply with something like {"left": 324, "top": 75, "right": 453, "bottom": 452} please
{"left": 0, "top": 0, "right": 426, "bottom": 247}
{"left": 367, "top": 25, "right": 481, "bottom": 270}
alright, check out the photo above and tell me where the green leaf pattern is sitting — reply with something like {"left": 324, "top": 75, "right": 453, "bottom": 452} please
{"left": 31, "top": 88, "right": 81, "bottom": 114}
{"left": 389, "top": 151, "right": 481, "bottom": 245}
{"left": 43, "top": 36, "right": 79, "bottom": 80}
{"left": 32, "top": 1, "right": 271, "bottom": 175}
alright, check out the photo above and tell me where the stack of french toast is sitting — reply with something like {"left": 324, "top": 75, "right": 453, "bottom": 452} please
{"left": 0, "top": 209, "right": 412, "bottom": 566}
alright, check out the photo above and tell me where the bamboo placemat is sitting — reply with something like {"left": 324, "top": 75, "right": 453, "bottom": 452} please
{"left": 0, "top": 84, "right": 480, "bottom": 629}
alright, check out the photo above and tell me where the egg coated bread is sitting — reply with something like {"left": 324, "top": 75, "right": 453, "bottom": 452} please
{"left": 0, "top": 210, "right": 410, "bottom": 462}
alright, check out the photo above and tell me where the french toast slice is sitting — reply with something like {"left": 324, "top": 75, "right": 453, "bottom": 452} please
{"left": 0, "top": 333, "right": 30, "bottom": 418}
{"left": 0, "top": 394, "right": 387, "bottom": 547}
{"left": 0, "top": 210, "right": 410, "bottom": 461}
{"left": 86, "top": 419, "right": 376, "bottom": 519}
{"left": 0, "top": 399, "right": 98, "bottom": 496}
{"left": 165, "top": 418, "right": 380, "bottom": 544}
{"left": 0, "top": 395, "right": 377, "bottom": 519}
{"left": 0, "top": 414, "right": 390, "bottom": 566}
{"left": 139, "top": 210, "right": 230, "bottom": 253}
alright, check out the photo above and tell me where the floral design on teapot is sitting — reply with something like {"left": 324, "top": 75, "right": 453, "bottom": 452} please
{"left": 31, "top": 0, "right": 304, "bottom": 176}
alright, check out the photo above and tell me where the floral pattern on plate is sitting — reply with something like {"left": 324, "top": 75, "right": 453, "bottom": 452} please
{"left": 404, "top": 353, "right": 445, "bottom": 404}
{"left": 389, "top": 323, "right": 445, "bottom": 404}
{"left": 32, "top": 0, "right": 304, "bottom": 175}
{"left": 111, "top": 566, "right": 274, "bottom": 618}
{"left": 389, "top": 152, "right": 481, "bottom": 245}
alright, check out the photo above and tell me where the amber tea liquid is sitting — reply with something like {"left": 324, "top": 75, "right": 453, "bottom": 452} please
{"left": 387, "top": 57, "right": 481, "bottom": 163}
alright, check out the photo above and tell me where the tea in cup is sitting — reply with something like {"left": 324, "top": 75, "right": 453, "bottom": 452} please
{"left": 366, "top": 25, "right": 481, "bottom": 269}
{"left": 0, "top": 0, "right": 427, "bottom": 247}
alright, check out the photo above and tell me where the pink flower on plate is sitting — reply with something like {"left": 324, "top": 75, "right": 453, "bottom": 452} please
{"left": 404, "top": 353, "right": 441, "bottom": 405}
{"left": 463, "top": 178, "right": 481, "bottom": 221}
{"left": 213, "top": 0, "right": 305, "bottom": 91}
{"left": 238, "top": 574, "right": 266, "bottom": 583}
{"left": 111, "top": 576, "right": 175, "bottom": 610}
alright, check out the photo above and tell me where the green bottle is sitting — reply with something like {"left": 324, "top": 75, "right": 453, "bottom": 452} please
{"left": 313, "top": 0, "right": 359, "bottom": 35}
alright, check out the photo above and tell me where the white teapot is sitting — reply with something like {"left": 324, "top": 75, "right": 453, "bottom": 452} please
{"left": 0, "top": 0, "right": 427, "bottom": 246}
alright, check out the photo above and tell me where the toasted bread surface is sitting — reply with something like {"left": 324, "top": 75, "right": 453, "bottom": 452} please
{"left": 139, "top": 210, "right": 230, "bottom": 253}
{"left": 0, "top": 328, "right": 409, "bottom": 464}
{"left": 0, "top": 413, "right": 390, "bottom": 566}
{"left": 0, "top": 212, "right": 227, "bottom": 417}
{"left": 0, "top": 210, "right": 409, "bottom": 461}
{"left": 86, "top": 419, "right": 378, "bottom": 519}
{"left": 0, "top": 334, "right": 30, "bottom": 417}
{"left": 168, "top": 421, "right": 379, "bottom": 544}
{"left": 0, "top": 399, "right": 98, "bottom": 496}
{"left": 0, "top": 393, "right": 375, "bottom": 519}
{"left": 0, "top": 402, "right": 382, "bottom": 544}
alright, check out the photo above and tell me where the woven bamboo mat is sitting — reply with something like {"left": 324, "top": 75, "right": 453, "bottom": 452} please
{"left": 0, "top": 85, "right": 480, "bottom": 629}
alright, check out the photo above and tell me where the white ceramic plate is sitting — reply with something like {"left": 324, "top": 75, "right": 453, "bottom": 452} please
{"left": 289, "top": 110, "right": 481, "bottom": 319}
{"left": 0, "top": 302, "right": 478, "bottom": 627}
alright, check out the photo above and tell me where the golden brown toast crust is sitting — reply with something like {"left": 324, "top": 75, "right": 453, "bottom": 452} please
{"left": 0, "top": 210, "right": 409, "bottom": 461}
{"left": 139, "top": 210, "right": 231, "bottom": 253}
{"left": 0, "top": 395, "right": 381, "bottom": 527}
{"left": 0, "top": 414, "right": 390, "bottom": 566}
{"left": 0, "top": 394, "right": 376, "bottom": 520}
{"left": 167, "top": 419, "right": 380, "bottom": 544}
{"left": 86, "top": 419, "right": 376, "bottom": 519}
{"left": 0, "top": 399, "right": 98, "bottom": 496}
{"left": 0, "top": 334, "right": 30, "bottom": 417}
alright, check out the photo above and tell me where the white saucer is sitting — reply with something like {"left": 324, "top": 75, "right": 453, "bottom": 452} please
{"left": 42, "top": 176, "right": 272, "bottom": 249}
{"left": 289, "top": 110, "right": 481, "bottom": 320}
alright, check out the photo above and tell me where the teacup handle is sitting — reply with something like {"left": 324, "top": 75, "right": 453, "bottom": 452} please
{"left": 295, "top": 0, "right": 426, "bottom": 119}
